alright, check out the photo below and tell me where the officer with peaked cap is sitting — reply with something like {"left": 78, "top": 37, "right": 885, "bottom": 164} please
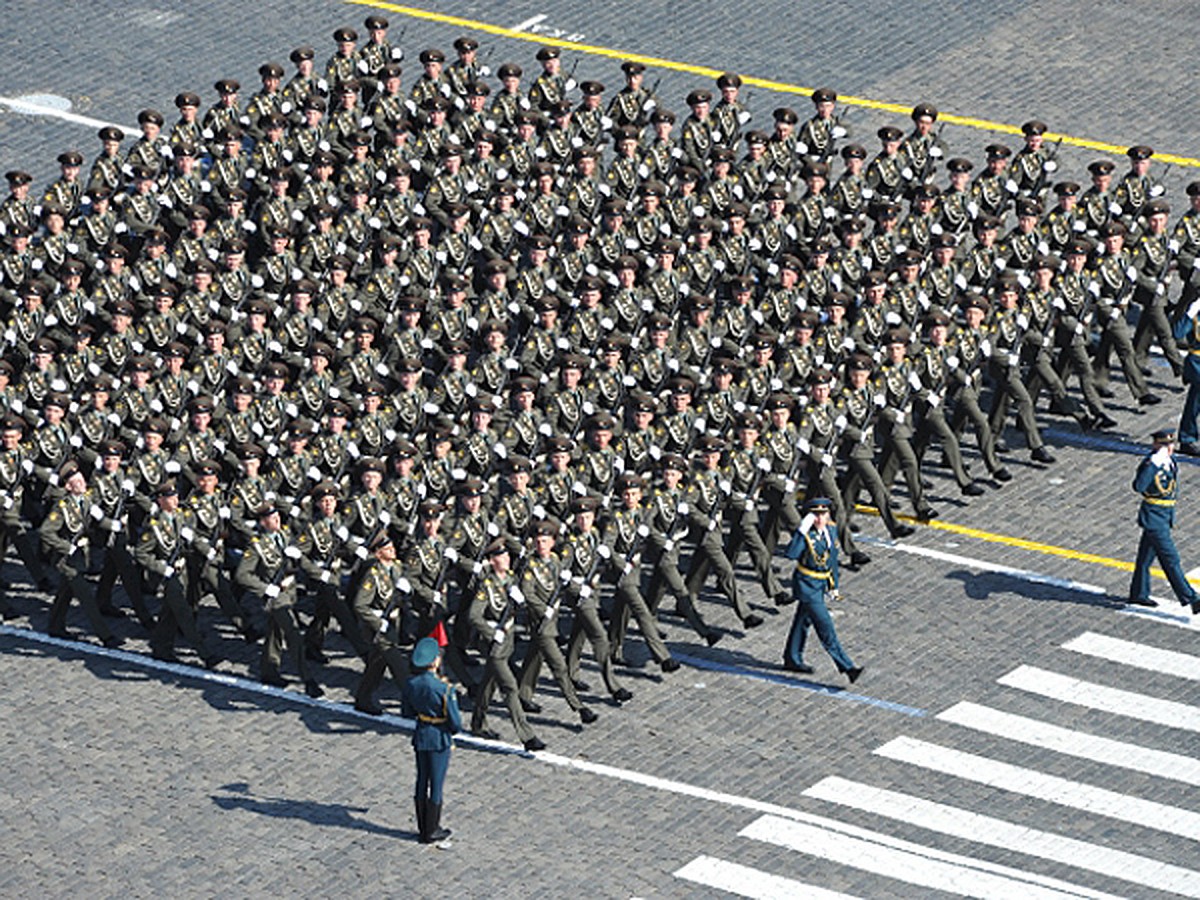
{"left": 782, "top": 497, "right": 863, "bottom": 682}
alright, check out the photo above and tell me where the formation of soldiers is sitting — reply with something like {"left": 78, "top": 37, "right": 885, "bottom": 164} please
{"left": 1, "top": 18, "right": 1196, "bottom": 748}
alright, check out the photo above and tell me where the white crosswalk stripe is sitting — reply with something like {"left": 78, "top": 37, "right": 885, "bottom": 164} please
{"left": 674, "top": 630, "right": 1199, "bottom": 898}
{"left": 673, "top": 856, "right": 862, "bottom": 900}
{"left": 938, "top": 700, "right": 1200, "bottom": 786}
{"left": 803, "top": 776, "right": 1200, "bottom": 898}
{"left": 739, "top": 814, "right": 1123, "bottom": 899}
{"left": 1062, "top": 630, "right": 1200, "bottom": 680}
{"left": 875, "top": 734, "right": 1200, "bottom": 836}
{"left": 999, "top": 664, "right": 1200, "bottom": 732}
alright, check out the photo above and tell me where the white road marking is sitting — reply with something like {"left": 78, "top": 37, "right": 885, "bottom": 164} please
{"left": 1062, "top": 631, "right": 1200, "bottom": 680}
{"left": 740, "top": 814, "right": 1122, "bottom": 900}
{"left": 674, "top": 856, "right": 861, "bottom": 900}
{"left": 509, "top": 14, "right": 548, "bottom": 32}
{"left": 874, "top": 735, "right": 1200, "bottom": 837}
{"left": 999, "top": 665, "right": 1200, "bottom": 732}
{"left": 804, "top": 776, "right": 1200, "bottom": 898}
{"left": 0, "top": 95, "right": 132, "bottom": 132}
{"left": 862, "top": 536, "right": 1200, "bottom": 629}
{"left": 859, "top": 534, "right": 1110, "bottom": 595}
{"left": 938, "top": 701, "right": 1200, "bottom": 786}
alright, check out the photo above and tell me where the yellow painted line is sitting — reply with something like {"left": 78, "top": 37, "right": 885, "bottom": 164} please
{"left": 856, "top": 503, "right": 1193, "bottom": 585}
{"left": 349, "top": 0, "right": 1200, "bottom": 168}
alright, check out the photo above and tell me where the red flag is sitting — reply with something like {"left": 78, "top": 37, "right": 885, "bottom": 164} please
{"left": 430, "top": 620, "right": 449, "bottom": 647}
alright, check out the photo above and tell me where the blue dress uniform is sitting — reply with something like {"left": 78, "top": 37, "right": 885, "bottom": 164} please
{"left": 1173, "top": 308, "right": 1200, "bottom": 453}
{"left": 782, "top": 498, "right": 862, "bottom": 681}
{"left": 1129, "top": 432, "right": 1200, "bottom": 611}
{"left": 402, "top": 637, "right": 462, "bottom": 845}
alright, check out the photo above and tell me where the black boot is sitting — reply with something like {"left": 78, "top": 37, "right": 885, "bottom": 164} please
{"left": 425, "top": 800, "right": 451, "bottom": 843}
{"left": 415, "top": 797, "right": 428, "bottom": 843}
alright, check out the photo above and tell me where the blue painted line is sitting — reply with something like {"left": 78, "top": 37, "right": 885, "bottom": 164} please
{"left": 1043, "top": 426, "right": 1200, "bottom": 466}
{"left": 673, "top": 651, "right": 929, "bottom": 718}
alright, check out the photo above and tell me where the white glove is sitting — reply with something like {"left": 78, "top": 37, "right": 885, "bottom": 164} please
{"left": 163, "top": 565, "right": 176, "bottom": 579}
{"left": 265, "top": 584, "right": 281, "bottom": 599}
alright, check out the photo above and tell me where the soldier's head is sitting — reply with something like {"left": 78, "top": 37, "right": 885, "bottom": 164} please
{"left": 618, "top": 473, "right": 643, "bottom": 508}
{"left": 458, "top": 478, "right": 485, "bottom": 513}
{"left": 571, "top": 496, "right": 598, "bottom": 531}
{"left": 257, "top": 503, "right": 282, "bottom": 533}
{"left": 1151, "top": 429, "right": 1176, "bottom": 453}
{"left": 586, "top": 413, "right": 615, "bottom": 449}
{"left": 535, "top": 45, "right": 560, "bottom": 75}
{"left": 194, "top": 460, "right": 221, "bottom": 494}
{"left": 1, "top": 415, "right": 23, "bottom": 449}
{"left": 547, "top": 436, "right": 574, "bottom": 470}
{"left": 484, "top": 537, "right": 511, "bottom": 572}
{"left": 532, "top": 521, "right": 557, "bottom": 557}
{"left": 807, "top": 368, "right": 835, "bottom": 403}
{"left": 912, "top": 102, "right": 938, "bottom": 135}
{"left": 506, "top": 456, "right": 532, "bottom": 492}
{"left": 734, "top": 413, "right": 760, "bottom": 446}
{"left": 765, "top": 394, "right": 792, "bottom": 428}
{"left": 155, "top": 480, "right": 179, "bottom": 512}
{"left": 418, "top": 499, "right": 444, "bottom": 535}
{"left": 371, "top": 530, "right": 397, "bottom": 562}
{"left": 359, "top": 458, "right": 385, "bottom": 491}
{"left": 696, "top": 434, "right": 724, "bottom": 469}
{"left": 1099, "top": 220, "right": 1126, "bottom": 254}
{"left": 660, "top": 453, "right": 685, "bottom": 488}
{"left": 99, "top": 441, "right": 124, "bottom": 473}
{"left": 1021, "top": 119, "right": 1046, "bottom": 151}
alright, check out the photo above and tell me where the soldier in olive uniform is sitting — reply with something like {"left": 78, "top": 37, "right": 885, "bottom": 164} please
{"left": 352, "top": 530, "right": 413, "bottom": 715}
{"left": 516, "top": 520, "right": 598, "bottom": 723}
{"left": 683, "top": 435, "right": 762, "bottom": 628}
{"left": 604, "top": 473, "right": 681, "bottom": 671}
{"left": 0, "top": 415, "right": 51, "bottom": 610}
{"left": 91, "top": 439, "right": 153, "bottom": 628}
{"left": 236, "top": 502, "right": 322, "bottom": 696}
{"left": 135, "top": 480, "right": 219, "bottom": 665}
{"left": 40, "top": 461, "right": 120, "bottom": 647}
{"left": 468, "top": 538, "right": 546, "bottom": 751}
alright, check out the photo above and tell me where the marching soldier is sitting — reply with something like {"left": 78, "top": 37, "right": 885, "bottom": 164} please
{"left": 236, "top": 502, "right": 323, "bottom": 696}
{"left": 40, "top": 461, "right": 121, "bottom": 647}
{"left": 468, "top": 538, "right": 546, "bottom": 750}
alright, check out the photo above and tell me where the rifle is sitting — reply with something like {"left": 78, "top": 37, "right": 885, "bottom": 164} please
{"left": 105, "top": 477, "right": 134, "bottom": 549}
{"left": 917, "top": 122, "right": 947, "bottom": 185}
{"left": 1028, "top": 137, "right": 1064, "bottom": 200}
{"left": 816, "top": 107, "right": 851, "bottom": 165}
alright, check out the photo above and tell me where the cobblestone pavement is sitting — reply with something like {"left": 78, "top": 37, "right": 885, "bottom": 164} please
{"left": 2, "top": 2, "right": 1199, "bottom": 897}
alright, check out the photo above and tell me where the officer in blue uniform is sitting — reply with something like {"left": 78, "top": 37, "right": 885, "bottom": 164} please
{"left": 1129, "top": 430, "right": 1200, "bottom": 612}
{"left": 1174, "top": 300, "right": 1200, "bottom": 457}
{"left": 782, "top": 497, "right": 863, "bottom": 681}
{"left": 401, "top": 636, "right": 461, "bottom": 846}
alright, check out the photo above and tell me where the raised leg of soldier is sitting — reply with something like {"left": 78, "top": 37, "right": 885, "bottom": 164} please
{"left": 49, "top": 573, "right": 113, "bottom": 642}
{"left": 844, "top": 456, "right": 907, "bottom": 536}
{"left": 920, "top": 412, "right": 974, "bottom": 488}
{"left": 1133, "top": 303, "right": 1184, "bottom": 376}
{"left": 613, "top": 578, "right": 671, "bottom": 664}
{"left": 520, "top": 626, "right": 583, "bottom": 711}
{"left": 150, "top": 580, "right": 209, "bottom": 660}
{"left": 487, "top": 648, "right": 536, "bottom": 743}
{"left": 880, "top": 434, "right": 931, "bottom": 516}
{"left": 1061, "top": 341, "right": 1111, "bottom": 418}
{"left": 697, "top": 533, "right": 754, "bottom": 623}
{"left": 1031, "top": 355, "right": 1089, "bottom": 427}
{"left": 1108, "top": 320, "right": 1151, "bottom": 400}
{"left": 951, "top": 390, "right": 1004, "bottom": 475}
{"left": 731, "top": 510, "right": 787, "bottom": 601}
{"left": 566, "top": 601, "right": 628, "bottom": 699}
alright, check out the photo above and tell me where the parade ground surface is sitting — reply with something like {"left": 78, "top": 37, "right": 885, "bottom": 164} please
{"left": 2, "top": 1, "right": 1199, "bottom": 896}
